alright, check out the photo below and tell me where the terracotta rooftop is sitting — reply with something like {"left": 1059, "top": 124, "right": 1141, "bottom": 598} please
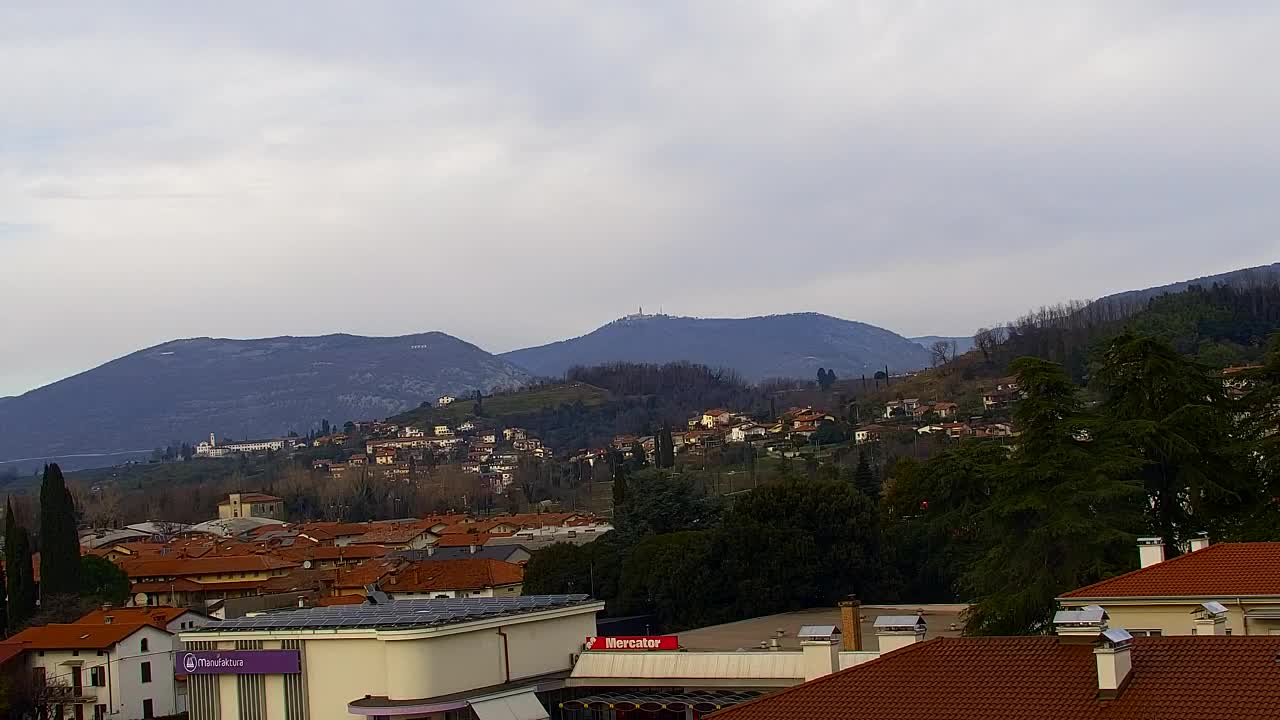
{"left": 276, "top": 544, "right": 390, "bottom": 563}
{"left": 434, "top": 533, "right": 513, "bottom": 548}
{"left": 335, "top": 559, "right": 406, "bottom": 589}
{"left": 76, "top": 606, "right": 194, "bottom": 628}
{"left": 8, "top": 623, "right": 151, "bottom": 650}
{"left": 387, "top": 559, "right": 524, "bottom": 593}
{"left": 119, "top": 554, "right": 299, "bottom": 578}
{"left": 220, "top": 492, "right": 282, "bottom": 504}
{"left": 1060, "top": 542, "right": 1280, "bottom": 599}
{"left": 350, "top": 526, "right": 436, "bottom": 545}
{"left": 711, "top": 636, "right": 1280, "bottom": 720}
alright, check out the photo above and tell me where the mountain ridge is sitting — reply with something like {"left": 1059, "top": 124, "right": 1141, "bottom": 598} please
{"left": 502, "top": 311, "right": 931, "bottom": 381}
{"left": 0, "top": 331, "right": 530, "bottom": 472}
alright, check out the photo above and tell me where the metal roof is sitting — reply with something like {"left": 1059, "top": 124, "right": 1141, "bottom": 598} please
{"left": 1052, "top": 605, "right": 1107, "bottom": 626}
{"left": 191, "top": 595, "right": 594, "bottom": 632}
{"left": 561, "top": 690, "right": 762, "bottom": 713}
{"left": 570, "top": 650, "right": 805, "bottom": 682}
{"left": 874, "top": 615, "right": 925, "bottom": 629}
{"left": 797, "top": 625, "right": 840, "bottom": 639}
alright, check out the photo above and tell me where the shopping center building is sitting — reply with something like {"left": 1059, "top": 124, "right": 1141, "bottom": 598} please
{"left": 179, "top": 594, "right": 958, "bottom": 720}
{"left": 179, "top": 594, "right": 603, "bottom": 720}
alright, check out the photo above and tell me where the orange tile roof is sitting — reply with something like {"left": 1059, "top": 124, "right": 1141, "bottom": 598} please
{"left": 387, "top": 559, "right": 524, "bottom": 593}
{"left": 711, "top": 636, "right": 1280, "bottom": 720}
{"left": 76, "top": 606, "right": 193, "bottom": 628}
{"left": 334, "top": 559, "right": 406, "bottom": 589}
{"left": 0, "top": 642, "right": 24, "bottom": 665}
{"left": 438, "top": 519, "right": 513, "bottom": 535}
{"left": 8, "top": 623, "right": 150, "bottom": 650}
{"left": 1060, "top": 542, "right": 1280, "bottom": 599}
{"left": 350, "top": 526, "right": 436, "bottom": 545}
{"left": 434, "top": 533, "right": 512, "bottom": 548}
{"left": 276, "top": 545, "right": 390, "bottom": 563}
{"left": 119, "top": 554, "right": 299, "bottom": 579}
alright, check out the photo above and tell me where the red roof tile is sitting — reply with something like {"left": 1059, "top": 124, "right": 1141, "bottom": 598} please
{"left": 711, "top": 636, "right": 1280, "bottom": 720}
{"left": 8, "top": 623, "right": 151, "bottom": 650}
{"left": 434, "top": 533, "right": 512, "bottom": 548}
{"left": 387, "top": 559, "right": 523, "bottom": 593}
{"left": 76, "top": 606, "right": 193, "bottom": 628}
{"left": 118, "top": 554, "right": 299, "bottom": 579}
{"left": 1061, "top": 542, "right": 1280, "bottom": 599}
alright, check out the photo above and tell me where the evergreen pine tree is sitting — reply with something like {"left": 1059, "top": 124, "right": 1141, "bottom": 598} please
{"left": 853, "top": 452, "right": 878, "bottom": 499}
{"left": 39, "top": 463, "right": 81, "bottom": 602}
{"left": 630, "top": 441, "right": 648, "bottom": 470}
{"left": 5, "top": 499, "right": 35, "bottom": 633}
{"left": 963, "top": 357, "right": 1143, "bottom": 635}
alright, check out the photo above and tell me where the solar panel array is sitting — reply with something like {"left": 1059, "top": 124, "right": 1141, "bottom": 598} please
{"left": 198, "top": 594, "right": 593, "bottom": 632}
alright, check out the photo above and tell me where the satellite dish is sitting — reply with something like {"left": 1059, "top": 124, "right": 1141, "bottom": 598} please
{"left": 134, "top": 592, "right": 148, "bottom": 605}
{"left": 303, "top": 560, "right": 313, "bottom": 569}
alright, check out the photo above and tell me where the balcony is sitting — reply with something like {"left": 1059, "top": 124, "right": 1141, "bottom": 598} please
{"left": 42, "top": 685, "right": 99, "bottom": 703}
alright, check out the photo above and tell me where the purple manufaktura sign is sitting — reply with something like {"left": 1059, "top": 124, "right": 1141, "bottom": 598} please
{"left": 177, "top": 650, "right": 301, "bottom": 675}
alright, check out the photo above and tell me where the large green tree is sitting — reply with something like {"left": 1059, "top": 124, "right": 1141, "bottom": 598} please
{"left": 963, "top": 357, "right": 1143, "bottom": 635}
{"left": 80, "top": 556, "right": 130, "bottom": 606}
{"left": 39, "top": 463, "right": 81, "bottom": 602}
{"left": 1094, "top": 333, "right": 1248, "bottom": 552}
{"left": 4, "top": 500, "right": 36, "bottom": 633}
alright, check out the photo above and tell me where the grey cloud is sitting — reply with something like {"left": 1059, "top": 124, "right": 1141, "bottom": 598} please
{"left": 2, "top": 1, "right": 1279, "bottom": 395}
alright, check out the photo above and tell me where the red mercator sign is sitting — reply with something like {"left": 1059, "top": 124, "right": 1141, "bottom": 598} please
{"left": 585, "top": 635, "right": 679, "bottom": 651}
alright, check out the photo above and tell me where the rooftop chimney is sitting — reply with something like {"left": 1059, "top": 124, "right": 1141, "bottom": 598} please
{"left": 1192, "top": 601, "right": 1229, "bottom": 636}
{"left": 798, "top": 625, "right": 841, "bottom": 681}
{"left": 874, "top": 615, "right": 926, "bottom": 654}
{"left": 1188, "top": 531, "right": 1211, "bottom": 553}
{"left": 1054, "top": 605, "right": 1109, "bottom": 644}
{"left": 1138, "top": 537, "right": 1165, "bottom": 568}
{"left": 839, "top": 597, "right": 864, "bottom": 651}
{"left": 1094, "top": 628, "right": 1134, "bottom": 698}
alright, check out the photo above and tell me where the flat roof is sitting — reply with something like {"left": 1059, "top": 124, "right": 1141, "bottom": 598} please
{"left": 676, "top": 604, "right": 967, "bottom": 651}
{"left": 191, "top": 595, "right": 595, "bottom": 633}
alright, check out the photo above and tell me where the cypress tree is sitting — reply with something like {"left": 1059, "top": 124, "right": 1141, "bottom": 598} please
{"left": 5, "top": 500, "right": 35, "bottom": 632}
{"left": 39, "top": 463, "right": 81, "bottom": 602}
{"left": 658, "top": 424, "right": 676, "bottom": 469}
{"left": 0, "top": 531, "right": 7, "bottom": 637}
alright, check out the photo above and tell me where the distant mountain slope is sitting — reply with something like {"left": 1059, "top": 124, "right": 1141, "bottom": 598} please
{"left": 0, "top": 333, "right": 530, "bottom": 471}
{"left": 503, "top": 313, "right": 931, "bottom": 381}
{"left": 1096, "top": 262, "right": 1280, "bottom": 309}
{"left": 910, "top": 335, "right": 976, "bottom": 355}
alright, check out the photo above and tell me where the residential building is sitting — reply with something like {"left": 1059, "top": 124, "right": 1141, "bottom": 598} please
{"left": 1058, "top": 538, "right": 1280, "bottom": 636}
{"left": 196, "top": 433, "right": 286, "bottom": 458}
{"left": 217, "top": 492, "right": 284, "bottom": 521}
{"left": 349, "top": 526, "right": 437, "bottom": 551}
{"left": 700, "top": 409, "right": 732, "bottom": 429}
{"left": 122, "top": 554, "right": 299, "bottom": 607}
{"left": 10, "top": 622, "right": 179, "bottom": 720}
{"left": 728, "top": 424, "right": 768, "bottom": 443}
{"left": 378, "top": 558, "right": 525, "bottom": 599}
{"left": 709, "top": 611, "right": 1280, "bottom": 720}
{"left": 433, "top": 425, "right": 454, "bottom": 437}
{"left": 437, "top": 395, "right": 457, "bottom": 406}
{"left": 179, "top": 595, "right": 602, "bottom": 720}
{"left": 932, "top": 401, "right": 959, "bottom": 419}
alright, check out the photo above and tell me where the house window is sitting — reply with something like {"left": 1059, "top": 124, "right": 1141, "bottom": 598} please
{"left": 90, "top": 666, "right": 106, "bottom": 687}
{"left": 1130, "top": 629, "right": 1162, "bottom": 637}
{"left": 33, "top": 667, "right": 45, "bottom": 686}
{"left": 140, "top": 638, "right": 149, "bottom": 652}
{"left": 94, "top": 705, "right": 107, "bottom": 720}
{"left": 72, "top": 650, "right": 79, "bottom": 656}
{"left": 142, "top": 698, "right": 154, "bottom": 718}
{"left": 74, "top": 705, "right": 84, "bottom": 720}
{"left": 141, "top": 661, "right": 152, "bottom": 683}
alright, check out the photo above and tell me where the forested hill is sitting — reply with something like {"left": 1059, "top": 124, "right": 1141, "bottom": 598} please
{"left": 0, "top": 333, "right": 531, "bottom": 473}
{"left": 981, "top": 280, "right": 1280, "bottom": 380}
{"left": 503, "top": 313, "right": 931, "bottom": 382}
{"left": 1093, "top": 262, "right": 1280, "bottom": 312}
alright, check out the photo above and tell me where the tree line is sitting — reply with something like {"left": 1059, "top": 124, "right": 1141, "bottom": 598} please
{"left": 529, "top": 331, "right": 1280, "bottom": 636}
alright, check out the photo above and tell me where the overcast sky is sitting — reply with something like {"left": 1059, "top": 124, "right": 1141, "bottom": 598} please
{"left": 3, "top": 2, "right": 1279, "bottom": 397}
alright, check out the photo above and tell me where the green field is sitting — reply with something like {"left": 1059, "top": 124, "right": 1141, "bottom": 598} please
{"left": 390, "top": 382, "right": 611, "bottom": 427}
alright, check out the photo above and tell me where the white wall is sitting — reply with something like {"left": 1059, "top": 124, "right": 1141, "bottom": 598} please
{"left": 27, "top": 625, "right": 176, "bottom": 720}
{"left": 303, "top": 638, "right": 387, "bottom": 720}
{"left": 502, "top": 613, "right": 596, "bottom": 681}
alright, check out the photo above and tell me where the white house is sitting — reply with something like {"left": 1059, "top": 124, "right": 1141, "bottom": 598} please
{"left": 437, "top": 395, "right": 457, "bottom": 406}
{"left": 10, "top": 621, "right": 180, "bottom": 720}
{"left": 728, "top": 424, "right": 768, "bottom": 443}
{"left": 195, "top": 433, "right": 286, "bottom": 458}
